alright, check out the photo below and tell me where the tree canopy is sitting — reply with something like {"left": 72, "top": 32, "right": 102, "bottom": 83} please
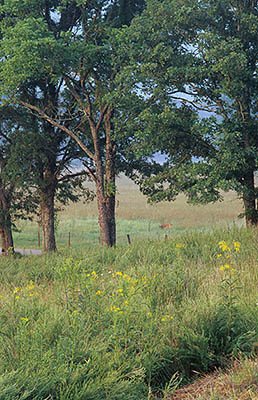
{"left": 119, "top": 0, "right": 258, "bottom": 226}
{"left": 0, "top": 0, "right": 156, "bottom": 247}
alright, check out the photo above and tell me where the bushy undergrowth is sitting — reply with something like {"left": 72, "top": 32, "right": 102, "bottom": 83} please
{"left": 0, "top": 227, "right": 257, "bottom": 399}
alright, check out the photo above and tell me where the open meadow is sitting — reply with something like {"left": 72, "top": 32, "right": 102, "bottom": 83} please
{"left": 13, "top": 175, "right": 244, "bottom": 250}
{"left": 1, "top": 178, "right": 258, "bottom": 399}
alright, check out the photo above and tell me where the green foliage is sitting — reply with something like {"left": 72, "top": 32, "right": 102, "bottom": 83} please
{"left": 120, "top": 0, "right": 258, "bottom": 225}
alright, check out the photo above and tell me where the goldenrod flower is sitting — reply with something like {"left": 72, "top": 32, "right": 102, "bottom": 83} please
{"left": 218, "top": 241, "right": 230, "bottom": 252}
{"left": 110, "top": 306, "right": 121, "bottom": 312}
{"left": 161, "top": 314, "right": 173, "bottom": 322}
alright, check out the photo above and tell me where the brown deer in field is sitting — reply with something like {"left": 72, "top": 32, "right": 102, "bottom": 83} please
{"left": 159, "top": 223, "right": 172, "bottom": 229}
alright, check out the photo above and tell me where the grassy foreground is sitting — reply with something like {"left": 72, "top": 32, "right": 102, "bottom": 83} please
{"left": 0, "top": 227, "right": 258, "bottom": 399}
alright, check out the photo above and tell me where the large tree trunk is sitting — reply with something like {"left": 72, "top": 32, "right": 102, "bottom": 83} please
{"left": 242, "top": 171, "right": 258, "bottom": 227}
{"left": 0, "top": 222, "right": 14, "bottom": 254}
{"left": 92, "top": 119, "right": 115, "bottom": 247}
{"left": 0, "top": 180, "right": 14, "bottom": 254}
{"left": 96, "top": 180, "right": 112, "bottom": 247}
{"left": 40, "top": 179, "right": 56, "bottom": 252}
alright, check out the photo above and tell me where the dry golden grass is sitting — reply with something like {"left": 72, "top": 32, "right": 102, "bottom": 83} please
{"left": 170, "top": 359, "right": 258, "bottom": 400}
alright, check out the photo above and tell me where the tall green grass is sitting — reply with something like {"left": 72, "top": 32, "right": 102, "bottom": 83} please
{"left": 0, "top": 227, "right": 257, "bottom": 399}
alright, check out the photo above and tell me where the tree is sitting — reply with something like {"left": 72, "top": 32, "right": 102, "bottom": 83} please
{"left": 0, "top": 0, "right": 153, "bottom": 247}
{"left": 0, "top": 96, "right": 93, "bottom": 253}
{"left": 0, "top": 107, "right": 37, "bottom": 253}
{"left": 105, "top": 0, "right": 146, "bottom": 26}
{"left": 7, "top": 105, "right": 93, "bottom": 252}
{"left": 121, "top": 0, "right": 258, "bottom": 227}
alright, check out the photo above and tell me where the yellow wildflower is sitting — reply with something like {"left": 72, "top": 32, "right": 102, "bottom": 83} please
{"left": 96, "top": 290, "right": 102, "bottom": 295}
{"left": 218, "top": 241, "right": 230, "bottom": 252}
{"left": 110, "top": 306, "right": 121, "bottom": 312}
{"left": 161, "top": 314, "right": 173, "bottom": 322}
{"left": 20, "top": 317, "right": 28, "bottom": 322}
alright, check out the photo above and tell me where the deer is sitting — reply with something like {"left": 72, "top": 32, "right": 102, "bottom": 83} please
{"left": 159, "top": 223, "right": 172, "bottom": 229}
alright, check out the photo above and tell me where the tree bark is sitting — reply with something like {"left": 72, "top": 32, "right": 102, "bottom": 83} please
{"left": 0, "top": 222, "right": 14, "bottom": 254}
{"left": 242, "top": 171, "right": 258, "bottom": 227}
{"left": 105, "top": 110, "right": 117, "bottom": 246}
{"left": 40, "top": 175, "right": 56, "bottom": 252}
{"left": 0, "top": 184, "right": 14, "bottom": 254}
{"left": 91, "top": 117, "right": 115, "bottom": 247}
{"left": 96, "top": 180, "right": 112, "bottom": 247}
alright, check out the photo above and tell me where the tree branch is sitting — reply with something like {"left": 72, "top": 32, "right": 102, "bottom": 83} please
{"left": 20, "top": 101, "right": 95, "bottom": 161}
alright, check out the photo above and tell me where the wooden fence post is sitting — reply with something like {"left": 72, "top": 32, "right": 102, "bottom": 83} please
{"left": 68, "top": 232, "right": 71, "bottom": 248}
{"left": 127, "top": 234, "right": 131, "bottom": 245}
{"left": 38, "top": 231, "right": 40, "bottom": 248}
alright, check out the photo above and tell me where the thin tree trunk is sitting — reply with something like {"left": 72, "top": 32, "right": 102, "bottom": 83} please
{"left": 40, "top": 185, "right": 56, "bottom": 252}
{"left": 106, "top": 190, "right": 116, "bottom": 246}
{"left": 105, "top": 110, "right": 116, "bottom": 246}
{"left": 242, "top": 171, "right": 258, "bottom": 227}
